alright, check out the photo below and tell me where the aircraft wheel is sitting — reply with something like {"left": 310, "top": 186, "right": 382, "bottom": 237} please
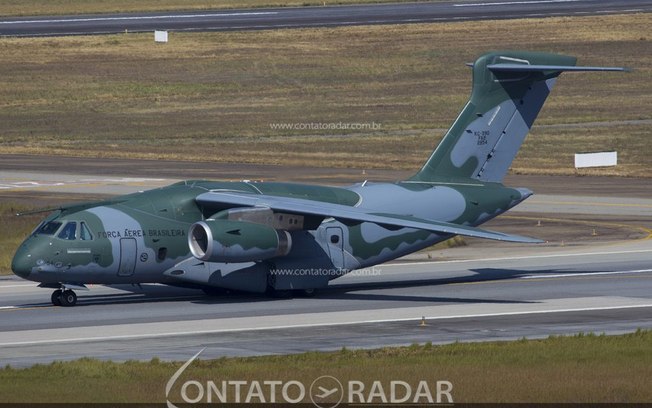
{"left": 60, "top": 290, "right": 77, "bottom": 307}
{"left": 51, "top": 289, "right": 62, "bottom": 306}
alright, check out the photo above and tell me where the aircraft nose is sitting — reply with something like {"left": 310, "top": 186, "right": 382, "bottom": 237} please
{"left": 11, "top": 244, "right": 33, "bottom": 279}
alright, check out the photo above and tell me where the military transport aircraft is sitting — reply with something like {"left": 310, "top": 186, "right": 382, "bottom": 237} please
{"left": 12, "top": 51, "right": 626, "bottom": 306}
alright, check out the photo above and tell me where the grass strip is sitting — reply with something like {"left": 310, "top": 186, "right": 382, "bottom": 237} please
{"left": 0, "top": 330, "right": 650, "bottom": 403}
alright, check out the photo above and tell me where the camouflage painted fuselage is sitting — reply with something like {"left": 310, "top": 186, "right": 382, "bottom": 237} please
{"left": 12, "top": 178, "right": 529, "bottom": 292}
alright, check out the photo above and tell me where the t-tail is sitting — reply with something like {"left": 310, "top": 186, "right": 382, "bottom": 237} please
{"left": 411, "top": 51, "right": 627, "bottom": 184}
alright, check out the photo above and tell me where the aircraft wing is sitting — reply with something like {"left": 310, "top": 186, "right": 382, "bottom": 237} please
{"left": 195, "top": 191, "right": 542, "bottom": 243}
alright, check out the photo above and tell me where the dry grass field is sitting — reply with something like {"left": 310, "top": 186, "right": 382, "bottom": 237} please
{"left": 1, "top": 330, "right": 650, "bottom": 403}
{"left": 0, "top": 14, "right": 650, "bottom": 175}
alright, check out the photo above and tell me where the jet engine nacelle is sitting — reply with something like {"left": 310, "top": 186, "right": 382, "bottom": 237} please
{"left": 188, "top": 219, "right": 292, "bottom": 263}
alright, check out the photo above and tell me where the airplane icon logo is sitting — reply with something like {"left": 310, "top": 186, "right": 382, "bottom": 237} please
{"left": 316, "top": 386, "right": 338, "bottom": 399}
{"left": 310, "top": 375, "right": 344, "bottom": 408}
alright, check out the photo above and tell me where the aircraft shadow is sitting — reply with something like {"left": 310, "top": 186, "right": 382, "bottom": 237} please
{"left": 325, "top": 266, "right": 580, "bottom": 292}
{"left": 305, "top": 267, "right": 605, "bottom": 304}
{"left": 194, "top": 267, "right": 589, "bottom": 305}
{"left": 17, "top": 267, "right": 606, "bottom": 307}
{"left": 312, "top": 291, "right": 531, "bottom": 304}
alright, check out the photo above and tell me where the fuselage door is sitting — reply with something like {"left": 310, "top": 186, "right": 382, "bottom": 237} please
{"left": 325, "top": 226, "right": 345, "bottom": 271}
{"left": 118, "top": 238, "right": 137, "bottom": 277}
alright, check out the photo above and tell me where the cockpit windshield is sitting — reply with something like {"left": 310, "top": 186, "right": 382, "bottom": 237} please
{"left": 80, "top": 222, "right": 93, "bottom": 241}
{"left": 32, "top": 220, "right": 94, "bottom": 240}
{"left": 57, "top": 222, "right": 77, "bottom": 240}
{"left": 35, "top": 221, "right": 62, "bottom": 236}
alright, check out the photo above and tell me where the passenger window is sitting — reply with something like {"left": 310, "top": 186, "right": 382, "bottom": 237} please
{"left": 80, "top": 222, "right": 94, "bottom": 241}
{"left": 36, "top": 221, "right": 62, "bottom": 236}
{"left": 57, "top": 222, "right": 77, "bottom": 240}
{"left": 157, "top": 247, "right": 168, "bottom": 261}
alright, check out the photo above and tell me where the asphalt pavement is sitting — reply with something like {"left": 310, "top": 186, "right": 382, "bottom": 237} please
{"left": 1, "top": 0, "right": 651, "bottom": 37}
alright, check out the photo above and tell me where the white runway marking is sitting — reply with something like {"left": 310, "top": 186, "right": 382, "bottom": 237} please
{"left": 455, "top": 0, "right": 583, "bottom": 7}
{"left": 0, "top": 181, "right": 64, "bottom": 189}
{"left": 389, "top": 248, "right": 652, "bottom": 268}
{"left": 521, "top": 269, "right": 652, "bottom": 279}
{"left": 0, "top": 177, "right": 166, "bottom": 190}
{"left": 0, "top": 284, "right": 38, "bottom": 289}
{"left": 0, "top": 12, "right": 278, "bottom": 25}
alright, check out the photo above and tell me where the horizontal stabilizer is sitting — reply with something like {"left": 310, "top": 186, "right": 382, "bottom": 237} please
{"left": 196, "top": 191, "right": 543, "bottom": 244}
{"left": 487, "top": 64, "right": 630, "bottom": 73}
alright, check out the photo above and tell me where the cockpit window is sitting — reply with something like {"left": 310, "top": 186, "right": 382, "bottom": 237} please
{"left": 36, "top": 221, "right": 62, "bottom": 236}
{"left": 57, "top": 222, "right": 77, "bottom": 240}
{"left": 80, "top": 222, "right": 94, "bottom": 241}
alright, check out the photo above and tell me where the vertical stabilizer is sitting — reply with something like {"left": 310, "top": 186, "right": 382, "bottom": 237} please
{"left": 411, "top": 51, "right": 626, "bottom": 183}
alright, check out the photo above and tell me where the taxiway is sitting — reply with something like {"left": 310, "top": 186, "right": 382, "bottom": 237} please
{"left": 1, "top": 0, "right": 651, "bottom": 37}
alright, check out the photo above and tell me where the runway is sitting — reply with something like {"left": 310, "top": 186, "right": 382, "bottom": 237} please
{"left": 1, "top": 0, "right": 651, "bottom": 37}
{"left": 1, "top": 240, "right": 651, "bottom": 367}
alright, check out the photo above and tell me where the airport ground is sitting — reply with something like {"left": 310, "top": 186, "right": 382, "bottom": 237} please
{"left": 0, "top": 3, "right": 651, "bottom": 404}
{"left": 1, "top": 159, "right": 652, "bottom": 403}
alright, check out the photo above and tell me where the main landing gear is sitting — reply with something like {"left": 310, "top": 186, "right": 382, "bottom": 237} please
{"left": 51, "top": 289, "right": 77, "bottom": 307}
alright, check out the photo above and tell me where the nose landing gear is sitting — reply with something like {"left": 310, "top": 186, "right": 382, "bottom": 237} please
{"left": 43, "top": 283, "right": 87, "bottom": 306}
{"left": 51, "top": 289, "right": 77, "bottom": 306}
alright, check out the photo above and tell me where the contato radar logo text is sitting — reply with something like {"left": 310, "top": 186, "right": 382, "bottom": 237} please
{"left": 166, "top": 349, "right": 453, "bottom": 407}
